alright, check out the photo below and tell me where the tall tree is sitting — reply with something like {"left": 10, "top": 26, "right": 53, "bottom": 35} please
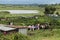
{"left": 44, "top": 6, "right": 56, "bottom": 15}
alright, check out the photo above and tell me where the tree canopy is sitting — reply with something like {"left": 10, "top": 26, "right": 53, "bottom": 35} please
{"left": 44, "top": 6, "right": 56, "bottom": 15}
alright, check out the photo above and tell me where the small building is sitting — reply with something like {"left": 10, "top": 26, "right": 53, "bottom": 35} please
{"left": 10, "top": 25, "right": 28, "bottom": 35}
{"left": 0, "top": 25, "right": 17, "bottom": 35}
{"left": 0, "top": 24, "right": 28, "bottom": 35}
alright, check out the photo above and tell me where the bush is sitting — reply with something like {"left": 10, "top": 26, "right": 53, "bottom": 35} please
{"left": 14, "top": 33, "right": 31, "bottom": 40}
{"left": 0, "top": 11, "right": 10, "bottom": 14}
{"left": 0, "top": 33, "right": 31, "bottom": 40}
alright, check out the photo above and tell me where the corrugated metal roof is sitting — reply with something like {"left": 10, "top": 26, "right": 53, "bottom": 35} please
{"left": 0, "top": 24, "right": 16, "bottom": 31}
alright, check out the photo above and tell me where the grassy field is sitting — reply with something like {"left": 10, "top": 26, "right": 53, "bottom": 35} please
{"left": 0, "top": 13, "right": 43, "bottom": 17}
{"left": 0, "top": 5, "right": 44, "bottom": 17}
{"left": 0, "top": 5, "right": 60, "bottom": 17}
{"left": 0, "top": 5, "right": 44, "bottom": 10}
{"left": 28, "top": 29, "right": 60, "bottom": 40}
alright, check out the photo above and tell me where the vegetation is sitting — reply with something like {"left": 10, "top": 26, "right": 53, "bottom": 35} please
{"left": 0, "top": 11, "right": 10, "bottom": 14}
{"left": 0, "top": 33, "right": 30, "bottom": 40}
{"left": 56, "top": 12, "right": 60, "bottom": 15}
{"left": 44, "top": 6, "right": 56, "bottom": 15}
{"left": 29, "top": 29, "right": 60, "bottom": 40}
{"left": 0, "top": 4, "right": 60, "bottom": 40}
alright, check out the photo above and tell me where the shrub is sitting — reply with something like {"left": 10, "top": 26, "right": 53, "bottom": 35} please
{"left": 0, "top": 33, "right": 31, "bottom": 40}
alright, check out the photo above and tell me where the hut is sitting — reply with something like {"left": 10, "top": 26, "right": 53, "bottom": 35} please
{"left": 0, "top": 25, "right": 17, "bottom": 35}
{"left": 0, "top": 24, "right": 28, "bottom": 35}
{"left": 9, "top": 25, "right": 28, "bottom": 35}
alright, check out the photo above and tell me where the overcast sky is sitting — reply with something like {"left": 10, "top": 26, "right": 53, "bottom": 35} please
{"left": 0, "top": 0, "right": 60, "bottom": 4}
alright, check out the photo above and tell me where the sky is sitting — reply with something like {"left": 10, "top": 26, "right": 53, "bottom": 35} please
{"left": 0, "top": 0, "right": 60, "bottom": 4}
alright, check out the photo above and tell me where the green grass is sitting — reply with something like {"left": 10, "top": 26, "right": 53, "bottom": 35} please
{"left": 28, "top": 29, "right": 60, "bottom": 40}
{"left": 0, "top": 13, "right": 40, "bottom": 17}
{"left": 0, "top": 33, "right": 31, "bottom": 40}
{"left": 0, "top": 5, "right": 44, "bottom": 17}
{"left": 0, "top": 6, "right": 40, "bottom": 10}
{"left": 5, "top": 14, "right": 40, "bottom": 17}
{"left": 1, "top": 5, "right": 60, "bottom": 15}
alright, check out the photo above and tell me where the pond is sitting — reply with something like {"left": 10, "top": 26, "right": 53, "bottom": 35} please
{"left": 0, "top": 10, "right": 39, "bottom": 14}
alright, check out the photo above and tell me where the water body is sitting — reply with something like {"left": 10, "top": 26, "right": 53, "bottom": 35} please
{"left": 0, "top": 10, "right": 39, "bottom": 14}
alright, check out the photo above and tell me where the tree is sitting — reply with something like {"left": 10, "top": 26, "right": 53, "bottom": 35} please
{"left": 44, "top": 6, "right": 56, "bottom": 15}
{"left": 56, "top": 12, "right": 59, "bottom": 16}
